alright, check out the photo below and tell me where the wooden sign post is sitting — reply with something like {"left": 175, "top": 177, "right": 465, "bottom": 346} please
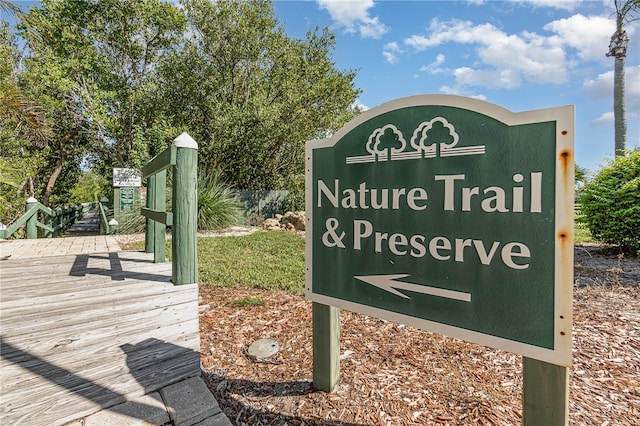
{"left": 306, "top": 95, "right": 574, "bottom": 424}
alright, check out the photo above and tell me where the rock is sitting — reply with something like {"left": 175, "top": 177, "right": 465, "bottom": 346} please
{"left": 262, "top": 218, "right": 282, "bottom": 231}
{"left": 261, "top": 211, "right": 306, "bottom": 232}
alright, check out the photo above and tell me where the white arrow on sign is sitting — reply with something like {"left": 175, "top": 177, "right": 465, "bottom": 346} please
{"left": 354, "top": 274, "right": 472, "bottom": 302}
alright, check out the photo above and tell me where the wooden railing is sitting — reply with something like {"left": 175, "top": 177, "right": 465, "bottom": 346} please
{"left": 0, "top": 198, "right": 95, "bottom": 240}
{"left": 141, "top": 132, "right": 198, "bottom": 286}
{"left": 97, "top": 199, "right": 118, "bottom": 235}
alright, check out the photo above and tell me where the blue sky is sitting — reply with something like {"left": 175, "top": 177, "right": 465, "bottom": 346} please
{"left": 5, "top": 1, "right": 639, "bottom": 173}
{"left": 273, "top": 0, "right": 640, "bottom": 173}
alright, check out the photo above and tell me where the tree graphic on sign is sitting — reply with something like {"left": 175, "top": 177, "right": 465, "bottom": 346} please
{"left": 346, "top": 117, "right": 484, "bottom": 164}
{"left": 410, "top": 117, "right": 457, "bottom": 158}
{"left": 366, "top": 124, "right": 407, "bottom": 162}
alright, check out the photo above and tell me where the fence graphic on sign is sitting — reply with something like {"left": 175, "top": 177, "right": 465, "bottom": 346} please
{"left": 346, "top": 117, "right": 485, "bottom": 164}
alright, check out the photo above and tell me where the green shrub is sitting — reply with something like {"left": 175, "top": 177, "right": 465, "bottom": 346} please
{"left": 579, "top": 150, "right": 640, "bottom": 251}
{"left": 115, "top": 198, "right": 146, "bottom": 234}
{"left": 283, "top": 173, "right": 305, "bottom": 212}
{"left": 197, "top": 171, "right": 243, "bottom": 231}
{"left": 116, "top": 171, "right": 243, "bottom": 234}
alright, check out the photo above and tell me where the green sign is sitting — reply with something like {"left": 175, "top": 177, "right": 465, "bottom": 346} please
{"left": 120, "top": 187, "right": 135, "bottom": 211}
{"left": 306, "top": 95, "right": 574, "bottom": 366}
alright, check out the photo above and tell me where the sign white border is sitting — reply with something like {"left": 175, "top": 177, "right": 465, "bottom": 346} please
{"left": 305, "top": 94, "right": 574, "bottom": 367}
{"left": 113, "top": 168, "right": 142, "bottom": 187}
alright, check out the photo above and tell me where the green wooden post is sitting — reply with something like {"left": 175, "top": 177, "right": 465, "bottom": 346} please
{"left": 62, "top": 207, "right": 69, "bottom": 231}
{"left": 312, "top": 302, "right": 340, "bottom": 392}
{"left": 25, "top": 197, "right": 38, "bottom": 239}
{"left": 153, "top": 170, "right": 167, "bottom": 263}
{"left": 108, "top": 218, "right": 118, "bottom": 234}
{"left": 145, "top": 174, "right": 157, "bottom": 254}
{"left": 99, "top": 198, "right": 108, "bottom": 235}
{"left": 114, "top": 187, "right": 121, "bottom": 223}
{"left": 44, "top": 210, "right": 53, "bottom": 238}
{"left": 172, "top": 133, "right": 198, "bottom": 285}
{"left": 145, "top": 172, "right": 167, "bottom": 263}
{"left": 55, "top": 207, "right": 62, "bottom": 236}
{"left": 523, "top": 357, "right": 569, "bottom": 425}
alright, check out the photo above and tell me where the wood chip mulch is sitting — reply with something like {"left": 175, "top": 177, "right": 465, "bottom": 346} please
{"left": 199, "top": 245, "right": 639, "bottom": 425}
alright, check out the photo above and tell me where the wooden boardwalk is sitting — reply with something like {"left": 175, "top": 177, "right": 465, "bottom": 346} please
{"left": 0, "top": 248, "right": 200, "bottom": 425}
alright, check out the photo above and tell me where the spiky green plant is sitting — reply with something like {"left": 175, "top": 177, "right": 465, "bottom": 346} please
{"left": 197, "top": 171, "right": 243, "bottom": 231}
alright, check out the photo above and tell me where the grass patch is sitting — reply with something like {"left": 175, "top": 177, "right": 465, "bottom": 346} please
{"left": 125, "top": 231, "right": 305, "bottom": 294}
{"left": 227, "top": 296, "right": 265, "bottom": 307}
{"left": 199, "top": 231, "right": 305, "bottom": 294}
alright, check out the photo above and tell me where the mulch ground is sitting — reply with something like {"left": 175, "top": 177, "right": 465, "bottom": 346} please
{"left": 198, "top": 244, "right": 639, "bottom": 425}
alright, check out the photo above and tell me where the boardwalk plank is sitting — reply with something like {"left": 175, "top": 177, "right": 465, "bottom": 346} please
{"left": 0, "top": 251, "right": 164, "bottom": 284}
{"left": 1, "top": 299, "right": 197, "bottom": 358}
{"left": 0, "top": 250, "right": 201, "bottom": 426}
{"left": 3, "top": 287, "right": 194, "bottom": 337}
{"left": 0, "top": 277, "right": 184, "bottom": 314}
{"left": 1, "top": 327, "right": 200, "bottom": 399}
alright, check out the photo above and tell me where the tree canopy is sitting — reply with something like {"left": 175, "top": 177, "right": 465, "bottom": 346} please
{"left": 160, "top": 0, "right": 360, "bottom": 189}
{"left": 0, "top": 0, "right": 360, "bottom": 216}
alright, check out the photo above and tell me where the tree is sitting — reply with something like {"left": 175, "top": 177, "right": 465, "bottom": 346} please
{"left": 89, "top": 0, "right": 186, "bottom": 169}
{"left": 161, "top": 0, "right": 360, "bottom": 190}
{"left": 18, "top": 0, "right": 106, "bottom": 206}
{"left": 606, "top": 0, "right": 640, "bottom": 157}
{"left": 15, "top": 0, "right": 185, "bottom": 206}
{"left": 68, "top": 171, "right": 109, "bottom": 204}
{"left": 0, "top": 8, "right": 51, "bottom": 220}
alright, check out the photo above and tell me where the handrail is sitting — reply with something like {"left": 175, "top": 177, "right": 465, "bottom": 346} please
{"left": 141, "top": 132, "right": 198, "bottom": 286}
{"left": 0, "top": 198, "right": 96, "bottom": 239}
{"left": 97, "top": 200, "right": 118, "bottom": 235}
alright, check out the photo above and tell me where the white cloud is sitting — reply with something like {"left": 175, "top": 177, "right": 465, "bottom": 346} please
{"left": 382, "top": 42, "right": 402, "bottom": 64}
{"left": 382, "top": 51, "right": 397, "bottom": 64}
{"left": 585, "top": 65, "right": 640, "bottom": 126}
{"left": 404, "top": 19, "right": 568, "bottom": 88}
{"left": 544, "top": 14, "right": 614, "bottom": 61}
{"left": 455, "top": 67, "right": 523, "bottom": 89}
{"left": 626, "top": 66, "right": 640, "bottom": 112}
{"left": 352, "top": 100, "right": 370, "bottom": 111}
{"left": 584, "top": 66, "right": 640, "bottom": 106}
{"left": 316, "top": 0, "right": 388, "bottom": 39}
{"left": 583, "top": 70, "right": 613, "bottom": 100}
{"left": 420, "top": 53, "right": 446, "bottom": 74}
{"left": 511, "top": 0, "right": 584, "bottom": 11}
{"left": 439, "top": 85, "right": 487, "bottom": 100}
{"left": 592, "top": 111, "right": 614, "bottom": 127}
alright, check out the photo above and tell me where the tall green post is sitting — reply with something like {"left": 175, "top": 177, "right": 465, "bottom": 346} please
{"left": 145, "top": 175, "right": 157, "bottom": 254}
{"left": 172, "top": 133, "right": 198, "bottom": 285}
{"left": 523, "top": 357, "right": 569, "bottom": 425}
{"left": 25, "top": 197, "right": 38, "bottom": 239}
{"left": 145, "top": 173, "right": 167, "bottom": 262}
{"left": 312, "top": 302, "right": 341, "bottom": 392}
{"left": 150, "top": 172, "right": 167, "bottom": 262}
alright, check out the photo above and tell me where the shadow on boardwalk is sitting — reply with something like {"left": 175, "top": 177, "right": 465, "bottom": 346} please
{"left": 0, "top": 250, "right": 204, "bottom": 425}
{"left": 1, "top": 337, "right": 198, "bottom": 424}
